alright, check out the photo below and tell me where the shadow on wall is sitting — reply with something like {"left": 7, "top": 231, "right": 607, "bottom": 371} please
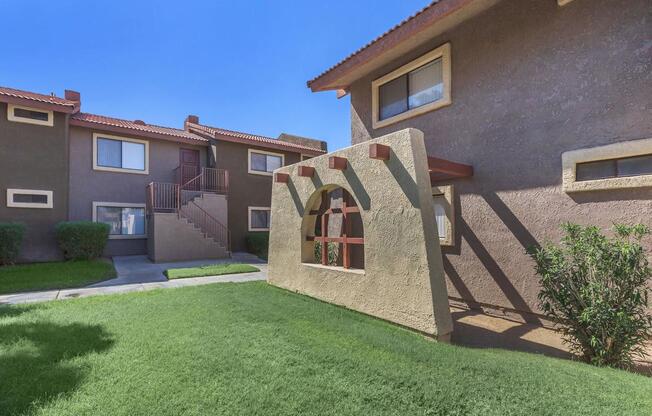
{"left": 0, "top": 311, "right": 114, "bottom": 415}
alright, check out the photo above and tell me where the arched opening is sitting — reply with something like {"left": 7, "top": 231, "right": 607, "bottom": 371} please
{"left": 302, "top": 186, "right": 364, "bottom": 269}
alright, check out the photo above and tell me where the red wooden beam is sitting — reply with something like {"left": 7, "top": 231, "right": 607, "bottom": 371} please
{"left": 369, "top": 143, "right": 390, "bottom": 161}
{"left": 428, "top": 156, "right": 473, "bottom": 178}
{"left": 275, "top": 172, "right": 289, "bottom": 183}
{"left": 298, "top": 166, "right": 315, "bottom": 177}
{"left": 328, "top": 156, "right": 348, "bottom": 170}
{"left": 309, "top": 206, "right": 359, "bottom": 216}
{"left": 307, "top": 236, "right": 364, "bottom": 245}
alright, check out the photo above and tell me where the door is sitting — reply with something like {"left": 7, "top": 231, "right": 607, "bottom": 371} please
{"left": 179, "top": 149, "right": 200, "bottom": 188}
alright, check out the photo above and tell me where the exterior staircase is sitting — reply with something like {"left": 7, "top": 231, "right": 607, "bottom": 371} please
{"left": 146, "top": 167, "right": 230, "bottom": 263}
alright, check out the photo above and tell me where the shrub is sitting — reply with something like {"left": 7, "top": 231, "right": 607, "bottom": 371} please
{"left": 314, "top": 241, "right": 339, "bottom": 265}
{"left": 0, "top": 223, "right": 26, "bottom": 265}
{"left": 528, "top": 223, "right": 652, "bottom": 368}
{"left": 55, "top": 221, "right": 110, "bottom": 260}
{"left": 245, "top": 232, "right": 269, "bottom": 260}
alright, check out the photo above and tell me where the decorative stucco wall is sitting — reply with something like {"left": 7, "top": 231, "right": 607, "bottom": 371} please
{"left": 267, "top": 128, "right": 453, "bottom": 338}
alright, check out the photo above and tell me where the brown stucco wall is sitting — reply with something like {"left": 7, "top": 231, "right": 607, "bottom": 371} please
{"left": 68, "top": 126, "right": 209, "bottom": 256}
{"left": 213, "top": 140, "right": 300, "bottom": 251}
{"left": 348, "top": 0, "right": 652, "bottom": 320}
{"left": 0, "top": 103, "right": 69, "bottom": 261}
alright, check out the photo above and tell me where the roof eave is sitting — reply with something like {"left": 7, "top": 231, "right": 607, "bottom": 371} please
{"left": 69, "top": 118, "right": 208, "bottom": 145}
{"left": 308, "top": 0, "right": 499, "bottom": 92}
{"left": 0, "top": 95, "right": 78, "bottom": 113}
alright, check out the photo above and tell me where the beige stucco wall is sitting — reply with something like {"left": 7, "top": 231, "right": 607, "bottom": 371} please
{"left": 267, "top": 128, "right": 453, "bottom": 338}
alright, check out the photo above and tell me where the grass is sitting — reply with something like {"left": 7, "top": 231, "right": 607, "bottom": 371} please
{"left": 0, "top": 260, "right": 115, "bottom": 295}
{"left": 164, "top": 263, "right": 259, "bottom": 279}
{"left": 0, "top": 282, "right": 650, "bottom": 416}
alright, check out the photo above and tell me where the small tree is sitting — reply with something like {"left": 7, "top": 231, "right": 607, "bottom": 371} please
{"left": 528, "top": 223, "right": 651, "bottom": 368}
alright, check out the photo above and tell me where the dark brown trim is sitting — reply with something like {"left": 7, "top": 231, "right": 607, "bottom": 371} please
{"left": 369, "top": 143, "right": 391, "bottom": 160}
{"left": 328, "top": 156, "right": 348, "bottom": 170}
{"left": 275, "top": 172, "right": 290, "bottom": 183}
{"left": 0, "top": 95, "right": 78, "bottom": 113}
{"left": 428, "top": 156, "right": 473, "bottom": 178}
{"left": 298, "top": 166, "right": 315, "bottom": 177}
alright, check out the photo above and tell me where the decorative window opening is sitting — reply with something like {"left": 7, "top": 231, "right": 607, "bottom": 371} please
{"left": 7, "top": 104, "right": 54, "bottom": 126}
{"left": 432, "top": 185, "right": 454, "bottom": 247}
{"left": 304, "top": 187, "right": 364, "bottom": 270}
{"left": 6, "top": 189, "right": 53, "bottom": 209}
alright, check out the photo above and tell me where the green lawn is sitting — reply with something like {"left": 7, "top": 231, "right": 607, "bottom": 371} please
{"left": 165, "top": 263, "right": 259, "bottom": 279}
{"left": 0, "top": 260, "right": 116, "bottom": 295}
{"left": 0, "top": 282, "right": 650, "bottom": 416}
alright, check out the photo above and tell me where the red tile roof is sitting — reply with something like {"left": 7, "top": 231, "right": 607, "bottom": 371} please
{"left": 0, "top": 86, "right": 79, "bottom": 111}
{"left": 71, "top": 113, "right": 208, "bottom": 143}
{"left": 308, "top": 0, "right": 475, "bottom": 92}
{"left": 188, "top": 122, "right": 326, "bottom": 155}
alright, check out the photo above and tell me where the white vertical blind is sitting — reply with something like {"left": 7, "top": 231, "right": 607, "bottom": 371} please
{"left": 433, "top": 196, "right": 447, "bottom": 240}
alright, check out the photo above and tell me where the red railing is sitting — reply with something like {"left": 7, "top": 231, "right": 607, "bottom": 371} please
{"left": 180, "top": 200, "right": 231, "bottom": 251}
{"left": 146, "top": 170, "right": 230, "bottom": 252}
{"left": 175, "top": 165, "right": 228, "bottom": 194}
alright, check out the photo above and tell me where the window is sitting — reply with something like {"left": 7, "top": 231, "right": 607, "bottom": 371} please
{"left": 248, "top": 149, "right": 284, "bottom": 176}
{"left": 432, "top": 185, "right": 454, "bottom": 247}
{"left": 6, "top": 189, "right": 53, "bottom": 209}
{"left": 93, "top": 133, "right": 149, "bottom": 174}
{"left": 7, "top": 104, "right": 53, "bottom": 126}
{"left": 301, "top": 154, "right": 313, "bottom": 161}
{"left": 248, "top": 207, "right": 271, "bottom": 231}
{"left": 93, "top": 202, "right": 146, "bottom": 239}
{"left": 372, "top": 43, "right": 451, "bottom": 129}
{"left": 562, "top": 138, "right": 652, "bottom": 192}
{"left": 576, "top": 155, "right": 652, "bottom": 181}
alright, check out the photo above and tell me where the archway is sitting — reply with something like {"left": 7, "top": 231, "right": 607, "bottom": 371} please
{"left": 302, "top": 186, "right": 364, "bottom": 269}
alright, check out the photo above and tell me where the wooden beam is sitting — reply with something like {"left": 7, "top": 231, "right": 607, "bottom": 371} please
{"left": 309, "top": 206, "right": 359, "bottom": 216}
{"left": 298, "top": 166, "right": 315, "bottom": 177}
{"left": 307, "top": 236, "right": 364, "bottom": 245}
{"left": 275, "top": 172, "right": 289, "bottom": 183}
{"left": 369, "top": 143, "right": 390, "bottom": 161}
{"left": 336, "top": 89, "right": 349, "bottom": 99}
{"left": 428, "top": 156, "right": 473, "bottom": 178}
{"left": 328, "top": 156, "right": 348, "bottom": 170}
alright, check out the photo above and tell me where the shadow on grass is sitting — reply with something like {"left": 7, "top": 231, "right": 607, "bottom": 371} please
{"left": 0, "top": 319, "right": 114, "bottom": 415}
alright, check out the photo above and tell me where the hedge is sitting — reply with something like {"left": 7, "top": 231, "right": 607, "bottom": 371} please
{"left": 55, "top": 221, "right": 110, "bottom": 260}
{"left": 0, "top": 223, "right": 26, "bottom": 265}
{"left": 245, "top": 232, "right": 269, "bottom": 260}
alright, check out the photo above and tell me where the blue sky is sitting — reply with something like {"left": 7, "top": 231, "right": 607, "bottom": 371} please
{"left": 1, "top": 0, "right": 427, "bottom": 151}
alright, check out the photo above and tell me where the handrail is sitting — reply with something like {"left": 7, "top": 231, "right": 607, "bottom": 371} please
{"left": 180, "top": 200, "right": 231, "bottom": 251}
{"left": 178, "top": 166, "right": 228, "bottom": 194}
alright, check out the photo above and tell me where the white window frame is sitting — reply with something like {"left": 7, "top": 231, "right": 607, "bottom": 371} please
{"left": 247, "top": 149, "right": 285, "bottom": 176}
{"left": 372, "top": 42, "right": 452, "bottom": 129}
{"left": 7, "top": 104, "right": 54, "bottom": 127}
{"left": 6, "top": 189, "right": 53, "bottom": 209}
{"left": 92, "top": 202, "right": 147, "bottom": 240}
{"left": 432, "top": 185, "right": 454, "bottom": 247}
{"left": 92, "top": 133, "right": 149, "bottom": 175}
{"left": 248, "top": 206, "right": 271, "bottom": 231}
{"left": 562, "top": 137, "right": 652, "bottom": 193}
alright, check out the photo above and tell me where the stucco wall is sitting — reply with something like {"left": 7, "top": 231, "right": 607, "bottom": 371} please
{"left": 348, "top": 0, "right": 652, "bottom": 319}
{"left": 68, "top": 126, "right": 209, "bottom": 256}
{"left": 213, "top": 140, "right": 300, "bottom": 251}
{"left": 0, "top": 103, "right": 69, "bottom": 261}
{"left": 268, "top": 129, "right": 453, "bottom": 337}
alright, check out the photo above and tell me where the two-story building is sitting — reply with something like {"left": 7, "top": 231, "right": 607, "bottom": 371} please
{"left": 306, "top": 0, "right": 651, "bottom": 322}
{"left": 0, "top": 86, "right": 325, "bottom": 262}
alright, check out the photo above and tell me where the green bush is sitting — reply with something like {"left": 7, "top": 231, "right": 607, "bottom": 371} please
{"left": 245, "top": 232, "right": 269, "bottom": 260}
{"left": 314, "top": 241, "right": 339, "bottom": 266}
{"left": 55, "top": 221, "right": 110, "bottom": 260}
{"left": 0, "top": 223, "right": 26, "bottom": 265}
{"left": 528, "top": 223, "right": 651, "bottom": 369}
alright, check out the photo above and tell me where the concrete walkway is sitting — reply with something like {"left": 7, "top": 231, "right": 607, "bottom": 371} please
{"left": 0, "top": 253, "right": 267, "bottom": 305}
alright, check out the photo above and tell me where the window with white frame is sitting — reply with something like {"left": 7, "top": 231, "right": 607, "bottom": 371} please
{"left": 248, "top": 149, "right": 284, "bottom": 176}
{"left": 6, "top": 189, "right": 53, "bottom": 209}
{"left": 432, "top": 185, "right": 454, "bottom": 247}
{"left": 93, "top": 133, "right": 149, "bottom": 174}
{"left": 7, "top": 104, "right": 54, "bottom": 126}
{"left": 248, "top": 207, "right": 271, "bottom": 231}
{"left": 372, "top": 43, "right": 451, "bottom": 129}
{"left": 562, "top": 137, "right": 652, "bottom": 192}
{"left": 93, "top": 202, "right": 146, "bottom": 239}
